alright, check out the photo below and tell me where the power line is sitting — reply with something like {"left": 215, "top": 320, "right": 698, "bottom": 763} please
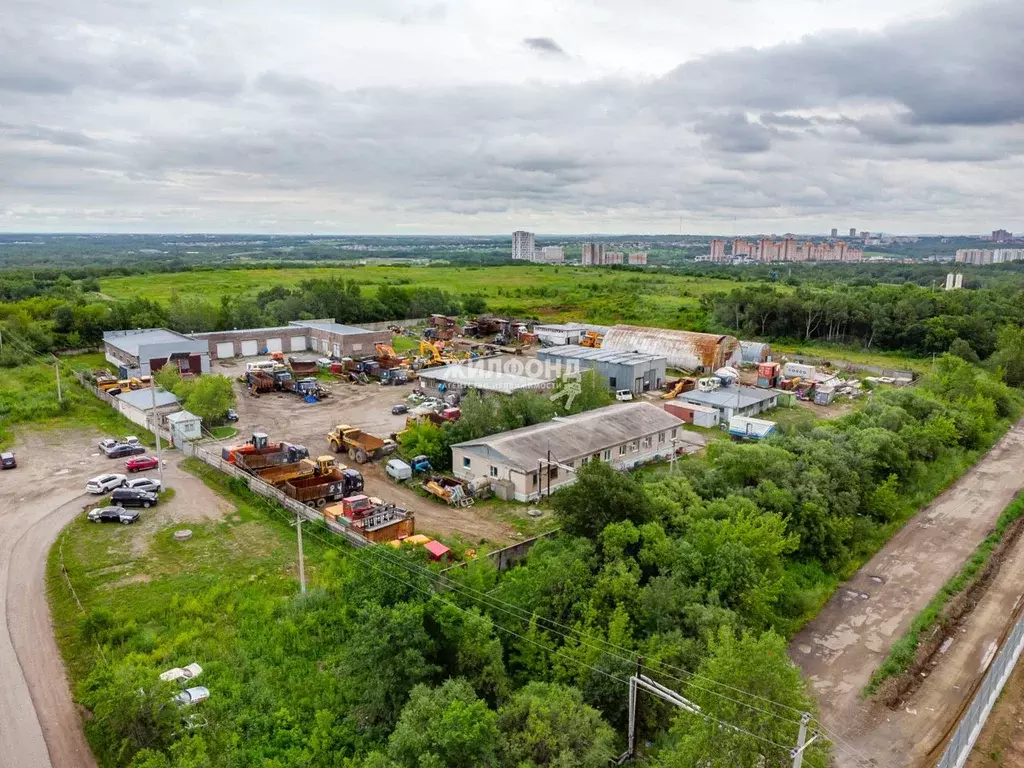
{"left": 187, "top": 429, "right": 868, "bottom": 766}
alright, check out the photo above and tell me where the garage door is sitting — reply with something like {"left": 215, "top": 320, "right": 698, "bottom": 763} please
{"left": 241, "top": 340, "right": 258, "bottom": 356}
{"left": 216, "top": 341, "right": 235, "bottom": 358}
{"left": 266, "top": 337, "right": 283, "bottom": 353}
{"left": 289, "top": 336, "right": 306, "bottom": 352}
{"left": 321, "top": 339, "right": 329, "bottom": 354}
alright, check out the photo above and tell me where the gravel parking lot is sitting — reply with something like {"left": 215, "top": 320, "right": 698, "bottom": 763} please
{"left": 215, "top": 358, "right": 519, "bottom": 544}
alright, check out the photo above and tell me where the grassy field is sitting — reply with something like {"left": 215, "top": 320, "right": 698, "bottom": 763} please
{"left": 100, "top": 265, "right": 746, "bottom": 327}
{"left": 0, "top": 352, "right": 151, "bottom": 449}
{"left": 771, "top": 342, "right": 930, "bottom": 373}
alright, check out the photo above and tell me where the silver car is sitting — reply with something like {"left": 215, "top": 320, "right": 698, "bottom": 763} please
{"left": 125, "top": 477, "right": 162, "bottom": 493}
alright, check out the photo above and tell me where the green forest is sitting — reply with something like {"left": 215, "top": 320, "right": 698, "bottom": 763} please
{"left": 52, "top": 356, "right": 1018, "bottom": 767}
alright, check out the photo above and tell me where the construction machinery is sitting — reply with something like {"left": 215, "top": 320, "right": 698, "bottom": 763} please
{"left": 661, "top": 377, "right": 696, "bottom": 400}
{"left": 580, "top": 331, "right": 604, "bottom": 348}
{"left": 246, "top": 370, "right": 275, "bottom": 395}
{"left": 422, "top": 475, "right": 474, "bottom": 507}
{"left": 232, "top": 440, "right": 309, "bottom": 472}
{"left": 223, "top": 433, "right": 290, "bottom": 465}
{"left": 252, "top": 456, "right": 321, "bottom": 486}
{"left": 280, "top": 456, "right": 364, "bottom": 507}
{"left": 327, "top": 424, "right": 396, "bottom": 463}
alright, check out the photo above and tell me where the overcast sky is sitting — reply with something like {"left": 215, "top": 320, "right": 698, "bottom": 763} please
{"left": 1, "top": 0, "right": 1021, "bottom": 235}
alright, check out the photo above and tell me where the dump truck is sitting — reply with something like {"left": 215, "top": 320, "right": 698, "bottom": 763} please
{"left": 233, "top": 441, "right": 310, "bottom": 472}
{"left": 246, "top": 370, "right": 275, "bottom": 394}
{"left": 328, "top": 424, "right": 396, "bottom": 463}
{"left": 255, "top": 457, "right": 319, "bottom": 486}
{"left": 280, "top": 456, "right": 364, "bottom": 507}
{"left": 223, "top": 433, "right": 290, "bottom": 465}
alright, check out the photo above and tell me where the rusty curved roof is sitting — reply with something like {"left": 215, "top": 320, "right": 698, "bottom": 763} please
{"left": 602, "top": 325, "right": 740, "bottom": 370}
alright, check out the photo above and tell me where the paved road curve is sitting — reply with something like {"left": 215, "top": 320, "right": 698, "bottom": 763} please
{"left": 790, "top": 419, "right": 1024, "bottom": 768}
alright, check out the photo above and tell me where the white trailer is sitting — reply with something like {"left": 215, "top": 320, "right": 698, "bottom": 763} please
{"left": 728, "top": 416, "right": 776, "bottom": 440}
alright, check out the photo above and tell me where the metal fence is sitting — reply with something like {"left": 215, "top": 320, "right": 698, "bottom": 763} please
{"left": 936, "top": 604, "right": 1024, "bottom": 767}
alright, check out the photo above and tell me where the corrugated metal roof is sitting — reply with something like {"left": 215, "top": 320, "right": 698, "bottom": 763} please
{"left": 602, "top": 325, "right": 741, "bottom": 370}
{"left": 297, "top": 321, "right": 378, "bottom": 336}
{"left": 418, "top": 364, "right": 553, "bottom": 393}
{"left": 104, "top": 328, "right": 193, "bottom": 356}
{"left": 537, "top": 345, "right": 665, "bottom": 365}
{"left": 115, "top": 387, "right": 180, "bottom": 409}
{"left": 678, "top": 386, "right": 778, "bottom": 409}
{"left": 452, "top": 402, "right": 695, "bottom": 471}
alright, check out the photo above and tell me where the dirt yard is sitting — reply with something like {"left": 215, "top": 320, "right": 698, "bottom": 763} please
{"left": 790, "top": 419, "right": 1024, "bottom": 768}
{"left": 216, "top": 358, "right": 519, "bottom": 544}
{"left": 0, "top": 427, "right": 235, "bottom": 768}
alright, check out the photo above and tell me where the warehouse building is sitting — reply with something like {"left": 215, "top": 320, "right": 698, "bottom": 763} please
{"left": 451, "top": 402, "right": 702, "bottom": 501}
{"left": 677, "top": 385, "right": 780, "bottom": 421}
{"left": 740, "top": 340, "right": 771, "bottom": 364}
{"left": 535, "top": 324, "right": 585, "bottom": 346}
{"left": 103, "top": 329, "right": 210, "bottom": 378}
{"left": 191, "top": 319, "right": 388, "bottom": 361}
{"left": 537, "top": 345, "right": 666, "bottom": 394}
{"left": 601, "top": 325, "right": 742, "bottom": 372}
{"left": 113, "top": 387, "right": 181, "bottom": 430}
{"left": 417, "top": 363, "right": 554, "bottom": 397}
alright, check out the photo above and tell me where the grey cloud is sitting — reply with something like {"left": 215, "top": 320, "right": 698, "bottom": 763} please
{"left": 654, "top": 0, "right": 1024, "bottom": 128}
{"left": 523, "top": 37, "right": 568, "bottom": 57}
{"left": 694, "top": 113, "right": 773, "bottom": 153}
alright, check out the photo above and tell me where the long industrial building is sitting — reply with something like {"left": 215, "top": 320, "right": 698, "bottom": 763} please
{"left": 600, "top": 325, "right": 742, "bottom": 372}
{"left": 191, "top": 320, "right": 388, "bottom": 361}
{"left": 451, "top": 403, "right": 701, "bottom": 501}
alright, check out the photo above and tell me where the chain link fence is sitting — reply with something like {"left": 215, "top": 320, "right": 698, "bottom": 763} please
{"left": 936, "top": 604, "right": 1024, "bottom": 767}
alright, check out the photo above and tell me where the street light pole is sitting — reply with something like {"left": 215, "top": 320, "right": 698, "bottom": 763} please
{"left": 150, "top": 379, "right": 164, "bottom": 487}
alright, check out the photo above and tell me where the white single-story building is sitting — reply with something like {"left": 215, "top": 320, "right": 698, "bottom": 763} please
{"left": 166, "top": 410, "right": 202, "bottom": 445}
{"left": 450, "top": 402, "right": 704, "bottom": 502}
{"left": 535, "top": 324, "right": 585, "bottom": 346}
{"left": 677, "top": 385, "right": 780, "bottom": 421}
{"left": 113, "top": 387, "right": 181, "bottom": 430}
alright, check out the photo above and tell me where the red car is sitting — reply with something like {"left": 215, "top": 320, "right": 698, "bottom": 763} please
{"left": 125, "top": 455, "right": 159, "bottom": 473}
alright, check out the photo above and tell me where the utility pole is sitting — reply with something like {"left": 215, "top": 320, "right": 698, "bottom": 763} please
{"left": 54, "top": 360, "right": 62, "bottom": 404}
{"left": 296, "top": 515, "right": 306, "bottom": 594}
{"left": 150, "top": 380, "right": 164, "bottom": 487}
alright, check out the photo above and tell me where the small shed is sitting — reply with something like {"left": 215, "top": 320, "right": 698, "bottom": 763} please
{"left": 728, "top": 416, "right": 776, "bottom": 440}
{"left": 166, "top": 410, "right": 202, "bottom": 445}
{"left": 423, "top": 540, "right": 452, "bottom": 562}
{"left": 114, "top": 387, "right": 181, "bottom": 430}
{"left": 664, "top": 401, "right": 720, "bottom": 428}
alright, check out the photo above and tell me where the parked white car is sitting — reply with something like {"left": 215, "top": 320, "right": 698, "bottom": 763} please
{"left": 123, "top": 436, "right": 141, "bottom": 446}
{"left": 125, "top": 477, "right": 162, "bottom": 493}
{"left": 173, "top": 686, "right": 210, "bottom": 706}
{"left": 160, "top": 663, "right": 203, "bottom": 684}
{"left": 86, "top": 474, "right": 127, "bottom": 494}
{"left": 615, "top": 390, "right": 634, "bottom": 402}
{"left": 97, "top": 438, "right": 119, "bottom": 453}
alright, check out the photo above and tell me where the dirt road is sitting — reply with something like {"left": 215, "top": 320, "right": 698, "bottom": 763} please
{"left": 223, "top": 363, "right": 518, "bottom": 544}
{"left": 790, "top": 420, "right": 1024, "bottom": 768}
{"left": 0, "top": 429, "right": 234, "bottom": 768}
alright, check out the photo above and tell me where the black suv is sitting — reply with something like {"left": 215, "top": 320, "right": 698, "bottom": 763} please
{"left": 0, "top": 451, "right": 15, "bottom": 469}
{"left": 111, "top": 488, "right": 158, "bottom": 508}
{"left": 106, "top": 443, "right": 146, "bottom": 459}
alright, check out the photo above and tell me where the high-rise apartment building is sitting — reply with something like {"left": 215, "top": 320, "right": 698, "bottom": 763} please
{"left": 512, "top": 230, "right": 536, "bottom": 261}
{"left": 831, "top": 228, "right": 838, "bottom": 238}
{"left": 628, "top": 252, "right": 648, "bottom": 265}
{"left": 849, "top": 228, "right": 857, "bottom": 237}
{"left": 538, "top": 246, "right": 564, "bottom": 263}
{"left": 732, "top": 239, "right": 752, "bottom": 257}
{"left": 993, "top": 229, "right": 1013, "bottom": 243}
{"left": 581, "top": 242, "right": 604, "bottom": 266}
{"left": 710, "top": 239, "right": 726, "bottom": 261}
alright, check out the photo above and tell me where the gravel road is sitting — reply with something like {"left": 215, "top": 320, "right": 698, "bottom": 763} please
{"left": 790, "top": 419, "right": 1024, "bottom": 767}
{"left": 1, "top": 432, "right": 103, "bottom": 768}
{"left": 0, "top": 429, "right": 230, "bottom": 768}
